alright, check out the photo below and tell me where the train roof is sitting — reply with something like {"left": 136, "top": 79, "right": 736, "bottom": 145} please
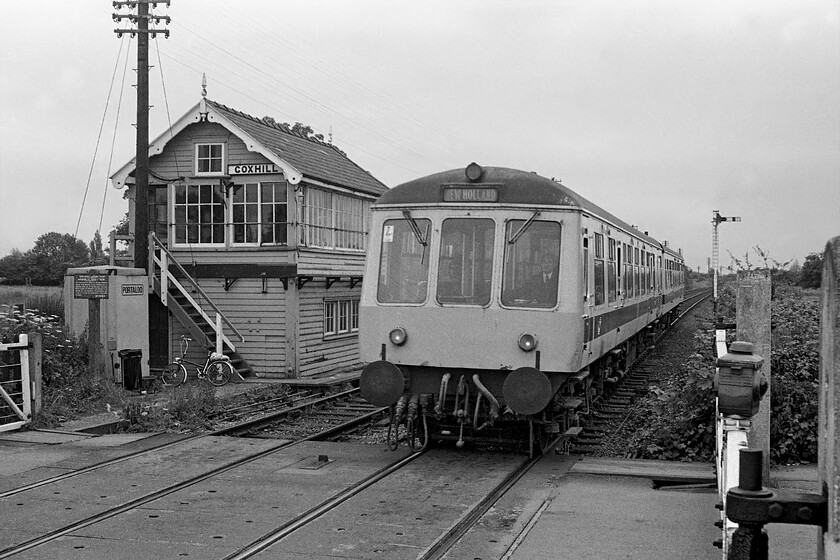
{"left": 375, "top": 165, "right": 679, "bottom": 254}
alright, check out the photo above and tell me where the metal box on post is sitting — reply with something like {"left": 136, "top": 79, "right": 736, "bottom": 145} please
{"left": 715, "top": 340, "right": 767, "bottom": 418}
{"left": 63, "top": 266, "right": 150, "bottom": 385}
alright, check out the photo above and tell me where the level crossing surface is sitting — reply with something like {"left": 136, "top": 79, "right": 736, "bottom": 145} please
{"left": 0, "top": 429, "right": 818, "bottom": 560}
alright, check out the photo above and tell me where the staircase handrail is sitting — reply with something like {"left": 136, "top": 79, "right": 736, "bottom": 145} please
{"left": 150, "top": 233, "right": 245, "bottom": 344}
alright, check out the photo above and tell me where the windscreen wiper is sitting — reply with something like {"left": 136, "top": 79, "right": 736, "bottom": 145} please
{"left": 508, "top": 210, "right": 541, "bottom": 244}
{"left": 402, "top": 210, "right": 428, "bottom": 246}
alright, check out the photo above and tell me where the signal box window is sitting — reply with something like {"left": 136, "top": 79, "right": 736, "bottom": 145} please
{"left": 196, "top": 143, "right": 223, "bottom": 175}
{"left": 324, "top": 299, "right": 359, "bottom": 338}
{"left": 302, "top": 188, "right": 369, "bottom": 251}
{"left": 437, "top": 218, "right": 495, "bottom": 306}
{"left": 377, "top": 218, "right": 431, "bottom": 303}
{"left": 502, "top": 220, "right": 561, "bottom": 308}
{"left": 174, "top": 184, "right": 225, "bottom": 245}
{"left": 231, "top": 182, "right": 288, "bottom": 245}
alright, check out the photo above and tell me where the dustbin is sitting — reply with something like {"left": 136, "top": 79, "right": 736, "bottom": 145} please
{"left": 118, "top": 349, "right": 142, "bottom": 390}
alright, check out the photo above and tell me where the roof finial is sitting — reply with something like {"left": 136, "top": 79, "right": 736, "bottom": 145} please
{"left": 328, "top": 125, "right": 333, "bottom": 144}
{"left": 201, "top": 73, "right": 207, "bottom": 98}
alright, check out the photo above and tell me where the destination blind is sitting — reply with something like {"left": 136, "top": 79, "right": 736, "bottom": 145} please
{"left": 441, "top": 187, "right": 498, "bottom": 203}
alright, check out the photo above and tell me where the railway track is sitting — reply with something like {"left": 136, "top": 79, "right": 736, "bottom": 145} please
{"left": 0, "top": 392, "right": 388, "bottom": 559}
{"left": 0, "top": 387, "right": 381, "bottom": 501}
{"left": 224, "top": 438, "right": 562, "bottom": 560}
{"left": 215, "top": 387, "right": 386, "bottom": 438}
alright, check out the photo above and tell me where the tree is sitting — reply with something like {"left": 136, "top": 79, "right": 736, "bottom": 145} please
{"left": 28, "top": 232, "right": 90, "bottom": 285}
{"left": 290, "top": 122, "right": 325, "bottom": 142}
{"left": 798, "top": 252, "right": 823, "bottom": 289}
{"left": 89, "top": 231, "right": 108, "bottom": 265}
{"left": 0, "top": 249, "right": 32, "bottom": 284}
{"left": 114, "top": 212, "right": 129, "bottom": 237}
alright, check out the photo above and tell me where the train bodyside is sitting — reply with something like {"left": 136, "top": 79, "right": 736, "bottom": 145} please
{"left": 359, "top": 164, "right": 685, "bottom": 451}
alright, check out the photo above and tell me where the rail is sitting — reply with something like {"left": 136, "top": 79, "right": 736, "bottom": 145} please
{"left": 148, "top": 232, "right": 244, "bottom": 353}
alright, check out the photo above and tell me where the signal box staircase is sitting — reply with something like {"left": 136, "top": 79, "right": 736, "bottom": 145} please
{"left": 149, "top": 234, "right": 254, "bottom": 380}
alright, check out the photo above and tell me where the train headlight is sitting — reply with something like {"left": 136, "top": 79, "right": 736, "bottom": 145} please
{"left": 465, "top": 162, "right": 483, "bottom": 182}
{"left": 389, "top": 327, "right": 408, "bottom": 346}
{"left": 518, "top": 333, "right": 537, "bottom": 352}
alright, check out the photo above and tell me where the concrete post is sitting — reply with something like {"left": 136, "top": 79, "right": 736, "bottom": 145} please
{"left": 736, "top": 270, "right": 771, "bottom": 482}
{"left": 88, "top": 298, "right": 103, "bottom": 378}
{"left": 819, "top": 236, "right": 840, "bottom": 560}
{"left": 27, "top": 332, "right": 42, "bottom": 416}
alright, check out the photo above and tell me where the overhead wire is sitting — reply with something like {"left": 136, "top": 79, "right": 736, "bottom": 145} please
{"left": 75, "top": 35, "right": 128, "bottom": 239}
{"left": 150, "top": 47, "right": 427, "bottom": 177}
{"left": 152, "top": 25, "right": 185, "bottom": 178}
{"left": 167, "top": 20, "right": 434, "bottom": 164}
{"left": 207, "top": 2, "right": 463, "bottom": 147}
{"left": 97, "top": 36, "right": 134, "bottom": 239}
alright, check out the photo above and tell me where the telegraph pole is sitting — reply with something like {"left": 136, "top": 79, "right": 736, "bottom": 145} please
{"left": 113, "top": 1, "right": 170, "bottom": 271}
{"left": 711, "top": 210, "right": 741, "bottom": 320}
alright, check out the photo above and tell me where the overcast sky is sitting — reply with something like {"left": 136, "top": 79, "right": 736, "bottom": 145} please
{"left": 1, "top": 0, "right": 837, "bottom": 271}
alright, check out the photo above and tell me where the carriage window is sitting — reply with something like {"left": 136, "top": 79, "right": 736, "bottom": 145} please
{"left": 437, "top": 218, "right": 495, "bottom": 306}
{"left": 607, "top": 238, "right": 617, "bottom": 303}
{"left": 593, "top": 233, "right": 605, "bottom": 305}
{"left": 377, "top": 218, "right": 432, "bottom": 303}
{"left": 583, "top": 237, "right": 590, "bottom": 302}
{"left": 623, "top": 243, "right": 631, "bottom": 297}
{"left": 634, "top": 248, "right": 640, "bottom": 297}
{"left": 502, "top": 220, "right": 561, "bottom": 308}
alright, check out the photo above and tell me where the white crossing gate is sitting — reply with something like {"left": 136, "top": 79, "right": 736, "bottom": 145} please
{"left": 0, "top": 333, "right": 32, "bottom": 432}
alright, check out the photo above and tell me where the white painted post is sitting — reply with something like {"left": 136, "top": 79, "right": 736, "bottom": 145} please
{"left": 216, "top": 313, "right": 223, "bottom": 355}
{"left": 716, "top": 325, "right": 753, "bottom": 558}
{"left": 19, "top": 334, "right": 31, "bottom": 421}
{"left": 160, "top": 250, "right": 168, "bottom": 307}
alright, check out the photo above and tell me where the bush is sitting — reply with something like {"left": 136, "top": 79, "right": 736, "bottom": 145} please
{"left": 0, "top": 305, "right": 123, "bottom": 426}
{"left": 625, "top": 320, "right": 718, "bottom": 462}
{"left": 769, "top": 285, "right": 820, "bottom": 464}
{"left": 120, "top": 384, "right": 218, "bottom": 433}
{"left": 623, "top": 280, "right": 820, "bottom": 465}
{"left": 1, "top": 305, "right": 226, "bottom": 433}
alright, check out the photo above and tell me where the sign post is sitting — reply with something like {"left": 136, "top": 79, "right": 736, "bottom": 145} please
{"left": 74, "top": 274, "right": 109, "bottom": 375}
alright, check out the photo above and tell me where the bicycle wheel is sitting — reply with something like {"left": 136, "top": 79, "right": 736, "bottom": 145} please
{"left": 205, "top": 359, "right": 233, "bottom": 386}
{"left": 161, "top": 362, "right": 187, "bottom": 387}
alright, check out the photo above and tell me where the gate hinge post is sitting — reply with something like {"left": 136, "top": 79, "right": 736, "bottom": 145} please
{"left": 725, "top": 449, "right": 827, "bottom": 560}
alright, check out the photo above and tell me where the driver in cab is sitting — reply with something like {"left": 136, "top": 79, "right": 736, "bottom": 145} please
{"left": 519, "top": 256, "right": 559, "bottom": 306}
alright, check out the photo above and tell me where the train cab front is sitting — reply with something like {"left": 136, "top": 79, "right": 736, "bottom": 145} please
{"left": 358, "top": 163, "right": 585, "bottom": 454}
{"left": 359, "top": 317, "right": 577, "bottom": 455}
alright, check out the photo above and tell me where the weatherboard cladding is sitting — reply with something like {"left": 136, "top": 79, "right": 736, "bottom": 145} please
{"left": 206, "top": 100, "right": 388, "bottom": 197}
{"left": 298, "top": 283, "right": 362, "bottom": 377}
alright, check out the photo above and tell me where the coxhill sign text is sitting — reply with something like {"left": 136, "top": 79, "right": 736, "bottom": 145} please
{"left": 227, "top": 163, "right": 281, "bottom": 175}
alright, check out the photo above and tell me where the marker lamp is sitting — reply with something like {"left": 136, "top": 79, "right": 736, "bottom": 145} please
{"left": 389, "top": 327, "right": 408, "bottom": 346}
{"left": 518, "top": 333, "right": 537, "bottom": 352}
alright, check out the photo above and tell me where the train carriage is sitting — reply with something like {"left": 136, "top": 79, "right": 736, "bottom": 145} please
{"left": 359, "top": 164, "right": 685, "bottom": 454}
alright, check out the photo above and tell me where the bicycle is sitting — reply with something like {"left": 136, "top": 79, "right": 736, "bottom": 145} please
{"left": 160, "top": 335, "right": 234, "bottom": 387}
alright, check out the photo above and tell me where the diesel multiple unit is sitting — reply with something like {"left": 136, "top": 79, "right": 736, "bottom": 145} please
{"left": 359, "top": 164, "right": 685, "bottom": 454}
